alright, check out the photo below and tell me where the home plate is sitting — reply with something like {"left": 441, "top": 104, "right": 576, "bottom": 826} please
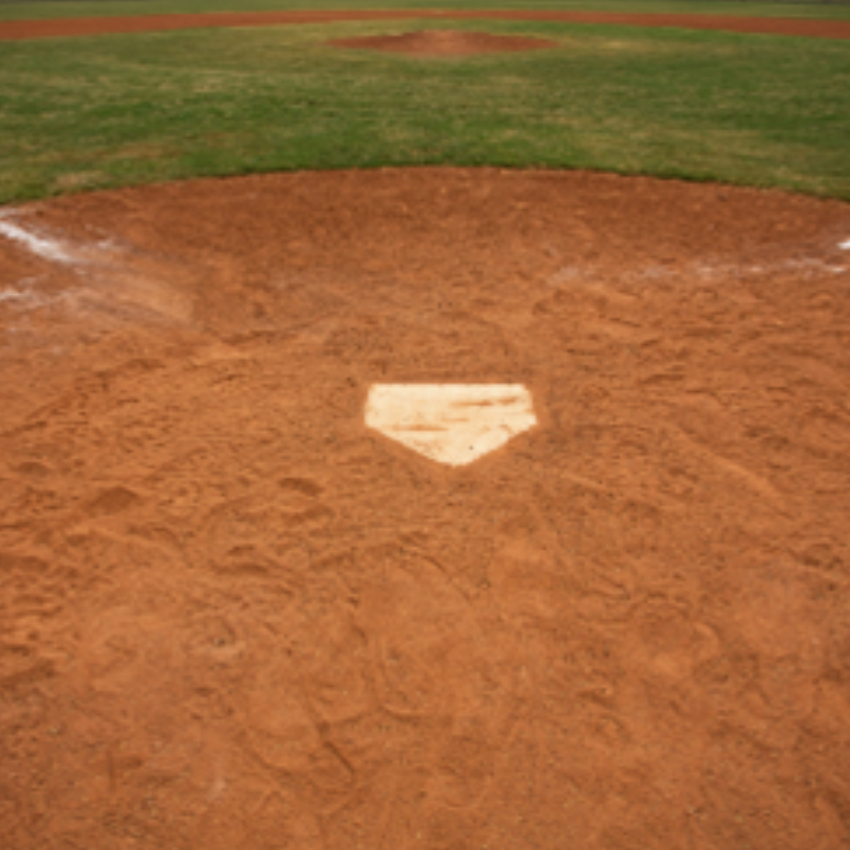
{"left": 365, "top": 384, "right": 537, "bottom": 466}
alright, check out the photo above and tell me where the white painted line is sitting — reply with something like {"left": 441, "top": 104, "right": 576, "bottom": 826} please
{"left": 0, "top": 218, "right": 75, "bottom": 263}
{"left": 840, "top": 238, "right": 850, "bottom": 250}
{"left": 365, "top": 383, "right": 537, "bottom": 466}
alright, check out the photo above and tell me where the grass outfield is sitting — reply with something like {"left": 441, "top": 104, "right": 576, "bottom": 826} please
{"left": 2, "top": 0, "right": 850, "bottom": 22}
{"left": 0, "top": 0, "right": 850, "bottom": 21}
{"left": 0, "top": 9, "right": 848, "bottom": 203}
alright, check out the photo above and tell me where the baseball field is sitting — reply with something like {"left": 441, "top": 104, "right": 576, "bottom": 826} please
{"left": 1, "top": 2, "right": 850, "bottom": 848}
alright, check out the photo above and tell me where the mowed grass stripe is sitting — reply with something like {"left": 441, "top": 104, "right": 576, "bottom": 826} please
{"left": 0, "top": 20, "right": 848, "bottom": 202}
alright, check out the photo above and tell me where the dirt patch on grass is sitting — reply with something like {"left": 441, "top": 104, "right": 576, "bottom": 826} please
{"left": 2, "top": 167, "right": 850, "bottom": 848}
{"left": 328, "top": 29, "right": 559, "bottom": 57}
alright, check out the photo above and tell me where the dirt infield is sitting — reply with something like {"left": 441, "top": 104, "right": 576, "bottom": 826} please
{"left": 2, "top": 167, "right": 850, "bottom": 848}
{"left": 2, "top": 8, "right": 849, "bottom": 41}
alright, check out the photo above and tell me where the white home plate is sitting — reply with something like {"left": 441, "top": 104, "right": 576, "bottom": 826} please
{"left": 365, "top": 384, "right": 537, "bottom": 466}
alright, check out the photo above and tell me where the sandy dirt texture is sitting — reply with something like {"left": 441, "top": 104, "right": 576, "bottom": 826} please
{"left": 2, "top": 167, "right": 850, "bottom": 849}
{"left": 329, "top": 28, "right": 559, "bottom": 56}
{"left": 1, "top": 9, "right": 849, "bottom": 41}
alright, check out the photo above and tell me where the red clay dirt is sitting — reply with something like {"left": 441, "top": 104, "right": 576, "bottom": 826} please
{"left": 1, "top": 8, "right": 849, "bottom": 41}
{"left": 329, "top": 28, "right": 559, "bottom": 56}
{"left": 2, "top": 166, "right": 850, "bottom": 848}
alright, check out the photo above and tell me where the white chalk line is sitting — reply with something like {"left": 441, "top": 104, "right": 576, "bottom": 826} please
{"left": 0, "top": 289, "right": 36, "bottom": 304}
{"left": 547, "top": 256, "right": 848, "bottom": 291}
{"left": 0, "top": 213, "right": 77, "bottom": 264}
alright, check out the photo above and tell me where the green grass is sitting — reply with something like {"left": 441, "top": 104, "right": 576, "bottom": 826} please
{"left": 0, "top": 18, "right": 848, "bottom": 203}
{"left": 1, "top": 0, "right": 850, "bottom": 22}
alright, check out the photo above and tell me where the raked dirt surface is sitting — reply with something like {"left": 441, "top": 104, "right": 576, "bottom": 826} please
{"left": 2, "top": 167, "right": 850, "bottom": 849}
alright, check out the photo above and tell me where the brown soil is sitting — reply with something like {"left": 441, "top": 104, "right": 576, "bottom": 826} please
{"left": 2, "top": 166, "right": 850, "bottom": 848}
{"left": 1, "top": 9, "right": 849, "bottom": 41}
{"left": 329, "top": 28, "right": 558, "bottom": 57}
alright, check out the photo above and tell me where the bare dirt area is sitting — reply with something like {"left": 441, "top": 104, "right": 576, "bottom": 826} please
{"left": 328, "top": 29, "right": 558, "bottom": 57}
{"left": 2, "top": 167, "right": 850, "bottom": 848}
{"left": 1, "top": 9, "right": 849, "bottom": 41}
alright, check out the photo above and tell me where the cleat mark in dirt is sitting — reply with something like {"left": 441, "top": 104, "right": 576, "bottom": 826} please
{"left": 670, "top": 425, "right": 786, "bottom": 508}
{"left": 87, "top": 486, "right": 142, "bottom": 517}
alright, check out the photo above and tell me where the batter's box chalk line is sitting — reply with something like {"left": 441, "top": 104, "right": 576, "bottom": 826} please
{"left": 0, "top": 214, "right": 77, "bottom": 264}
{"left": 365, "top": 383, "right": 537, "bottom": 467}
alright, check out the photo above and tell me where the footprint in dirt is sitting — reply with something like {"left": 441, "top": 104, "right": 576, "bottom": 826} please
{"left": 356, "top": 547, "right": 515, "bottom": 806}
{"left": 197, "top": 478, "right": 332, "bottom": 577}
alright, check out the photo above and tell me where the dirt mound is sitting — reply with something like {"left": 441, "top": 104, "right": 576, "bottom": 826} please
{"left": 328, "top": 29, "right": 559, "bottom": 56}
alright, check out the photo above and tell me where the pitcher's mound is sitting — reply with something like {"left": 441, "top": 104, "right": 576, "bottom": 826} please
{"left": 328, "top": 29, "right": 559, "bottom": 56}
